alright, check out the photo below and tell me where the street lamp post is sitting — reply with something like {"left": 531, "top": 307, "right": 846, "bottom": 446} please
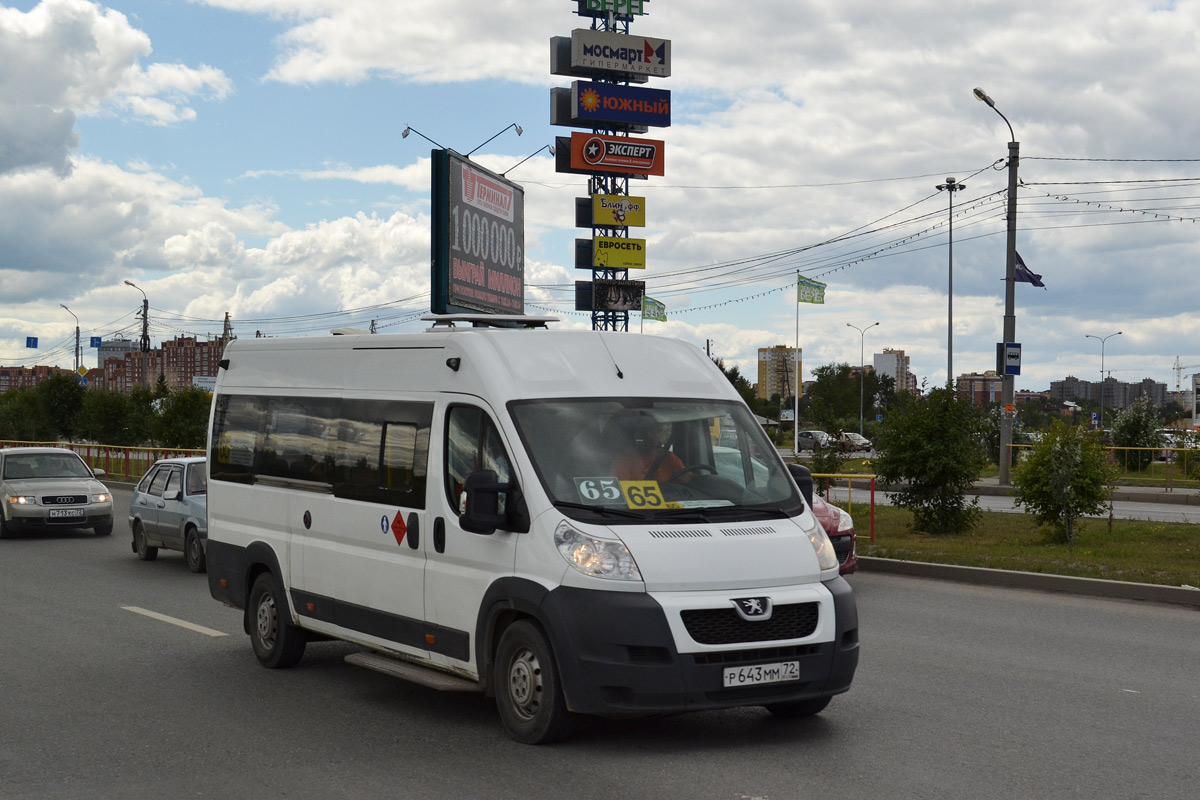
{"left": 1085, "top": 331, "right": 1122, "bottom": 428}
{"left": 59, "top": 303, "right": 80, "bottom": 372}
{"left": 936, "top": 177, "right": 965, "bottom": 385}
{"left": 846, "top": 322, "right": 880, "bottom": 435}
{"left": 974, "top": 87, "right": 1020, "bottom": 485}
{"left": 124, "top": 280, "right": 150, "bottom": 389}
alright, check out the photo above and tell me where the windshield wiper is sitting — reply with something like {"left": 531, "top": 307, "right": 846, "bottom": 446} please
{"left": 554, "top": 501, "right": 646, "bottom": 519}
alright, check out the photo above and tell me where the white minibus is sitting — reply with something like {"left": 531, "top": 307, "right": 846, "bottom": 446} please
{"left": 206, "top": 315, "right": 857, "bottom": 743}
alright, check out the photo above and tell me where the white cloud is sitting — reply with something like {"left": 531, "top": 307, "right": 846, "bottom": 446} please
{"left": 0, "top": 0, "right": 231, "bottom": 177}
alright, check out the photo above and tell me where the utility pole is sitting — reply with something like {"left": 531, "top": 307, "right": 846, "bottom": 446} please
{"left": 60, "top": 304, "right": 80, "bottom": 372}
{"left": 124, "top": 281, "right": 150, "bottom": 389}
{"left": 974, "top": 88, "right": 1019, "bottom": 485}
{"left": 936, "top": 177, "right": 965, "bottom": 385}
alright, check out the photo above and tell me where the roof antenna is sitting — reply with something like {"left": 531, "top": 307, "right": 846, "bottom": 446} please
{"left": 597, "top": 334, "right": 624, "bottom": 379}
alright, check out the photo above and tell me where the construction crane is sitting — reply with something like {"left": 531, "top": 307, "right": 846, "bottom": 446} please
{"left": 1173, "top": 356, "right": 1200, "bottom": 405}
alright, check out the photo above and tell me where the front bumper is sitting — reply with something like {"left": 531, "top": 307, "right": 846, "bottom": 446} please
{"left": 538, "top": 577, "right": 858, "bottom": 717}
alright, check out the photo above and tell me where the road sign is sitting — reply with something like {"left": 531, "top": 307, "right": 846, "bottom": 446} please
{"left": 77, "top": 377, "right": 87, "bottom": 387}
{"left": 1003, "top": 343, "right": 1022, "bottom": 376}
{"left": 25, "top": 337, "right": 37, "bottom": 348}
{"left": 1092, "top": 412, "right": 1099, "bottom": 424}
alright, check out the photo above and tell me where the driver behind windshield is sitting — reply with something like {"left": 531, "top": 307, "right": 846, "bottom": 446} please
{"left": 609, "top": 412, "right": 686, "bottom": 482}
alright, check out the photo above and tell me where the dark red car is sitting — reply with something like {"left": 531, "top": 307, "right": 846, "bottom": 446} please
{"left": 810, "top": 492, "right": 858, "bottom": 574}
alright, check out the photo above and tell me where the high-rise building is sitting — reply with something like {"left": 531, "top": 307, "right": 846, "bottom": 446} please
{"left": 873, "top": 348, "right": 915, "bottom": 395}
{"left": 756, "top": 345, "right": 802, "bottom": 401}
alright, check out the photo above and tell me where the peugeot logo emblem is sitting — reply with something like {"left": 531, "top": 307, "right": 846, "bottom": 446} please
{"left": 732, "top": 596, "right": 773, "bottom": 622}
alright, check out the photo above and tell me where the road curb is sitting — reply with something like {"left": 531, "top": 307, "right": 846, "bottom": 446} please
{"left": 858, "top": 556, "right": 1200, "bottom": 609}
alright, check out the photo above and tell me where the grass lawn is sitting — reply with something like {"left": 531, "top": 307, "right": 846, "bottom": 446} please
{"left": 854, "top": 504, "right": 1200, "bottom": 588}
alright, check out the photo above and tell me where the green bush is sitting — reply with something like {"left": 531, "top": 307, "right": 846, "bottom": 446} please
{"left": 873, "top": 387, "right": 986, "bottom": 535}
{"left": 1012, "top": 419, "right": 1115, "bottom": 549}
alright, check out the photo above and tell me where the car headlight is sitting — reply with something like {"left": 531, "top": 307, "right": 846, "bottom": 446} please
{"left": 806, "top": 522, "right": 839, "bottom": 572}
{"left": 92, "top": 493, "right": 111, "bottom": 503}
{"left": 837, "top": 508, "right": 854, "bottom": 533}
{"left": 554, "top": 522, "right": 642, "bottom": 581}
{"left": 9, "top": 495, "right": 37, "bottom": 505}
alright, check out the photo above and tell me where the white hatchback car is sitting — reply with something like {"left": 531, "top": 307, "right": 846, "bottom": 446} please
{"left": 0, "top": 447, "right": 114, "bottom": 538}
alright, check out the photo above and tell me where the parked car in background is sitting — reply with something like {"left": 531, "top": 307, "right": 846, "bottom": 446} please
{"left": 838, "top": 432, "right": 873, "bottom": 453}
{"left": 128, "top": 456, "right": 208, "bottom": 572}
{"left": 0, "top": 447, "right": 114, "bottom": 538}
{"left": 809, "top": 493, "right": 858, "bottom": 575}
{"left": 797, "top": 430, "right": 834, "bottom": 452}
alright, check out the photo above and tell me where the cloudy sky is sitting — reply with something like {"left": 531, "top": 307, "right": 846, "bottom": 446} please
{"left": 3, "top": 0, "right": 1200, "bottom": 400}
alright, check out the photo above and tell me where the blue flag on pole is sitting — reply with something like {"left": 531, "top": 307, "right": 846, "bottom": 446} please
{"left": 1014, "top": 251, "right": 1045, "bottom": 288}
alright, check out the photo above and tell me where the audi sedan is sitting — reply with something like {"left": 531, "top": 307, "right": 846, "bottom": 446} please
{"left": 0, "top": 447, "right": 114, "bottom": 538}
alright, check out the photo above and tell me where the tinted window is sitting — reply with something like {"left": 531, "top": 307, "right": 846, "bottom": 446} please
{"left": 444, "top": 405, "right": 511, "bottom": 512}
{"left": 147, "top": 467, "right": 171, "bottom": 497}
{"left": 211, "top": 394, "right": 432, "bottom": 508}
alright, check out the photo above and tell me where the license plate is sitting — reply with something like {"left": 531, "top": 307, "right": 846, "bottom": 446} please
{"left": 723, "top": 661, "right": 800, "bottom": 688}
{"left": 48, "top": 508, "right": 85, "bottom": 520}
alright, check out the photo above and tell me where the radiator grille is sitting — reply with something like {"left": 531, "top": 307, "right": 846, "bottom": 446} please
{"left": 681, "top": 603, "right": 819, "bottom": 645}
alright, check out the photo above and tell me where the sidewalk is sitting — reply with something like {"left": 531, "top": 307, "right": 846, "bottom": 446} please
{"left": 971, "top": 475, "right": 1200, "bottom": 506}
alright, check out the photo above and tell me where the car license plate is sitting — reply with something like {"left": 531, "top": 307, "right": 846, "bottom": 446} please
{"left": 723, "top": 661, "right": 800, "bottom": 688}
{"left": 49, "top": 508, "right": 85, "bottom": 520}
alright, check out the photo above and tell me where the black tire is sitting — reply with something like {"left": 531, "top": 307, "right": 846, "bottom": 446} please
{"left": 94, "top": 521, "right": 113, "bottom": 537}
{"left": 184, "top": 528, "right": 207, "bottom": 573}
{"left": 249, "top": 572, "right": 306, "bottom": 669}
{"left": 133, "top": 522, "right": 158, "bottom": 561}
{"left": 764, "top": 695, "right": 832, "bottom": 718}
{"left": 494, "top": 620, "right": 571, "bottom": 744}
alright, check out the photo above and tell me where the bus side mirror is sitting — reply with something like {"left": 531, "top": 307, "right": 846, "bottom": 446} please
{"left": 787, "top": 463, "right": 814, "bottom": 508}
{"left": 461, "top": 470, "right": 529, "bottom": 535}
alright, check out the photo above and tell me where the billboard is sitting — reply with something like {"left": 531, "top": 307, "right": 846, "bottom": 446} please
{"left": 576, "top": 0, "right": 649, "bottom": 20}
{"left": 569, "top": 29, "right": 670, "bottom": 78}
{"left": 575, "top": 279, "right": 645, "bottom": 311}
{"left": 574, "top": 237, "right": 647, "bottom": 269}
{"left": 571, "top": 81, "right": 670, "bottom": 128}
{"left": 593, "top": 194, "right": 646, "bottom": 227}
{"left": 558, "top": 132, "right": 665, "bottom": 177}
{"left": 431, "top": 150, "right": 525, "bottom": 314}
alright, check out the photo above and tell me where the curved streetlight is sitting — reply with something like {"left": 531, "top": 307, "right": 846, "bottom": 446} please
{"left": 401, "top": 126, "right": 447, "bottom": 149}
{"left": 465, "top": 122, "right": 522, "bottom": 157}
{"left": 936, "top": 177, "right": 965, "bottom": 385}
{"left": 501, "top": 143, "right": 555, "bottom": 177}
{"left": 60, "top": 303, "right": 80, "bottom": 372}
{"left": 974, "top": 86, "right": 1020, "bottom": 485}
{"left": 847, "top": 321, "right": 880, "bottom": 435}
{"left": 125, "top": 280, "right": 150, "bottom": 388}
{"left": 1085, "top": 331, "right": 1122, "bottom": 428}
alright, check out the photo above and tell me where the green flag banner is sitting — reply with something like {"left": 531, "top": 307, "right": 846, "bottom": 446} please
{"left": 798, "top": 277, "right": 826, "bottom": 304}
{"left": 642, "top": 296, "right": 667, "bottom": 321}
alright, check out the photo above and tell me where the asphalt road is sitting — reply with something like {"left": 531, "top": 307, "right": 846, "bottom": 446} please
{"left": 827, "top": 484, "right": 1200, "bottom": 524}
{"left": 2, "top": 488, "right": 1198, "bottom": 799}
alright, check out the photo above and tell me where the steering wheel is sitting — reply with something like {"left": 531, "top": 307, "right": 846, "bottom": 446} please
{"left": 667, "top": 463, "right": 717, "bottom": 482}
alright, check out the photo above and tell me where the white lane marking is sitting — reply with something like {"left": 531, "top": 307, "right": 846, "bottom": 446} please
{"left": 122, "top": 606, "right": 229, "bottom": 637}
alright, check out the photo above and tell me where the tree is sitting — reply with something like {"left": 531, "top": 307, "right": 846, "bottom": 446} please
{"left": 806, "top": 362, "right": 895, "bottom": 432}
{"left": 37, "top": 373, "right": 85, "bottom": 441}
{"left": 1110, "top": 397, "right": 1162, "bottom": 471}
{"left": 0, "top": 387, "right": 54, "bottom": 441}
{"left": 1012, "top": 419, "right": 1115, "bottom": 549}
{"left": 77, "top": 390, "right": 136, "bottom": 445}
{"left": 154, "top": 387, "right": 212, "bottom": 448}
{"left": 873, "top": 387, "right": 986, "bottom": 534}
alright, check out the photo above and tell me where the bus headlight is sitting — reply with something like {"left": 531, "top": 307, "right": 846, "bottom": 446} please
{"left": 554, "top": 522, "right": 642, "bottom": 581}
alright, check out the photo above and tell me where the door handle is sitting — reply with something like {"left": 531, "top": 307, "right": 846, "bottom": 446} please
{"left": 433, "top": 517, "right": 445, "bottom": 554}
